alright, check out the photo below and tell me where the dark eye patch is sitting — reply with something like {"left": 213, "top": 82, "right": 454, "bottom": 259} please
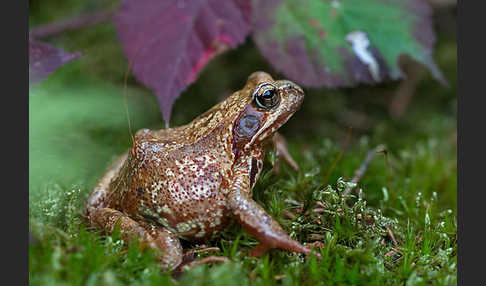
{"left": 236, "top": 114, "right": 260, "bottom": 138}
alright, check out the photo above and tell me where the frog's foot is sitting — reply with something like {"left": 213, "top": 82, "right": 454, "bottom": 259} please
{"left": 88, "top": 207, "right": 183, "bottom": 271}
{"left": 272, "top": 132, "right": 299, "bottom": 174}
{"left": 228, "top": 190, "right": 320, "bottom": 259}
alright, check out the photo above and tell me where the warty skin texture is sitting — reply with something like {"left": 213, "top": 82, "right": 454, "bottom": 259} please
{"left": 84, "top": 71, "right": 312, "bottom": 270}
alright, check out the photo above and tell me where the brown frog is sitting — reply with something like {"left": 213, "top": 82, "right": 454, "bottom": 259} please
{"left": 84, "top": 71, "right": 314, "bottom": 270}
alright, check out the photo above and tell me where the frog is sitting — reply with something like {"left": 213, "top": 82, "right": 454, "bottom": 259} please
{"left": 84, "top": 71, "right": 315, "bottom": 270}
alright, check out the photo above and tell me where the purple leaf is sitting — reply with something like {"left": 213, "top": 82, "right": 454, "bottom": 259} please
{"left": 29, "top": 39, "right": 82, "bottom": 86}
{"left": 114, "top": 0, "right": 252, "bottom": 124}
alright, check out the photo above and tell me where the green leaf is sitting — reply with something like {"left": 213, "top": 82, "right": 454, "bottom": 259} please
{"left": 252, "top": 0, "right": 446, "bottom": 87}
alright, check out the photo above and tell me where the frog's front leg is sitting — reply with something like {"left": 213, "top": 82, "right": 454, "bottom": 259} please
{"left": 228, "top": 189, "right": 310, "bottom": 256}
{"left": 89, "top": 207, "right": 183, "bottom": 270}
{"left": 227, "top": 174, "right": 310, "bottom": 257}
{"left": 272, "top": 132, "right": 299, "bottom": 173}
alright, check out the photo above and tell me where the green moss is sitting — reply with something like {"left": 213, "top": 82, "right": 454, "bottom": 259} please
{"left": 29, "top": 122, "right": 457, "bottom": 285}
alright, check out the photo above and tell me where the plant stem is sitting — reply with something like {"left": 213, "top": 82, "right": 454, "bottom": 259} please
{"left": 343, "top": 145, "right": 383, "bottom": 196}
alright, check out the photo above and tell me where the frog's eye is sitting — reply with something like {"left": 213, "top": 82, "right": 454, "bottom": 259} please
{"left": 253, "top": 83, "right": 280, "bottom": 110}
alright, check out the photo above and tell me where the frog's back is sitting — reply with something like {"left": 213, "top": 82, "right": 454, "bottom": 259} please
{"left": 145, "top": 88, "right": 251, "bottom": 150}
{"left": 107, "top": 86, "right": 253, "bottom": 239}
{"left": 109, "top": 122, "right": 235, "bottom": 240}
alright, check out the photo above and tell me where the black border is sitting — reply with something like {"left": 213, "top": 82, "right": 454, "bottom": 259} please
{"left": 3, "top": 0, "right": 29, "bottom": 284}
{"left": 457, "top": 1, "right": 483, "bottom": 285}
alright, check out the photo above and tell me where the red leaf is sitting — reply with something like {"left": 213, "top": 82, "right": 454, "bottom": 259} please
{"left": 29, "top": 39, "right": 82, "bottom": 86}
{"left": 114, "top": 0, "right": 252, "bottom": 124}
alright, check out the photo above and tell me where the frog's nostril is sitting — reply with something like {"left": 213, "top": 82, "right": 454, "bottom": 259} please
{"left": 288, "top": 93, "right": 297, "bottom": 102}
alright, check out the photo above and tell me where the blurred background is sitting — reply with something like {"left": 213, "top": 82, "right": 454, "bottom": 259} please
{"left": 29, "top": 0, "right": 456, "bottom": 192}
{"left": 29, "top": 0, "right": 456, "bottom": 284}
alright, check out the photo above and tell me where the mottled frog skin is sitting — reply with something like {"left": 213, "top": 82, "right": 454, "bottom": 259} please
{"left": 84, "top": 72, "right": 311, "bottom": 270}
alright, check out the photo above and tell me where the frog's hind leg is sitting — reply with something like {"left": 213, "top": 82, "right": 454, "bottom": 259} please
{"left": 84, "top": 152, "right": 128, "bottom": 217}
{"left": 89, "top": 207, "right": 183, "bottom": 270}
{"left": 84, "top": 152, "right": 184, "bottom": 270}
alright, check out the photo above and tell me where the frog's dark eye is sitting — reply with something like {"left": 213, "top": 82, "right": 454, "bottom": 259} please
{"left": 253, "top": 83, "right": 280, "bottom": 110}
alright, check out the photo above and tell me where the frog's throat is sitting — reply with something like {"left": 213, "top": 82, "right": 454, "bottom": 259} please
{"left": 245, "top": 112, "right": 294, "bottom": 149}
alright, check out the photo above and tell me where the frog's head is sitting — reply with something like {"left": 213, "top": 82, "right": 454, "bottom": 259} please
{"left": 233, "top": 71, "right": 304, "bottom": 150}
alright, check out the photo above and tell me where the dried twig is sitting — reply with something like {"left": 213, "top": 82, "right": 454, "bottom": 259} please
{"left": 179, "top": 245, "right": 221, "bottom": 267}
{"left": 178, "top": 256, "right": 229, "bottom": 271}
{"left": 308, "top": 233, "right": 326, "bottom": 241}
{"left": 386, "top": 226, "right": 398, "bottom": 246}
{"left": 196, "top": 246, "right": 221, "bottom": 253}
{"left": 282, "top": 210, "right": 297, "bottom": 220}
{"left": 343, "top": 145, "right": 384, "bottom": 196}
{"left": 29, "top": 9, "right": 116, "bottom": 39}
